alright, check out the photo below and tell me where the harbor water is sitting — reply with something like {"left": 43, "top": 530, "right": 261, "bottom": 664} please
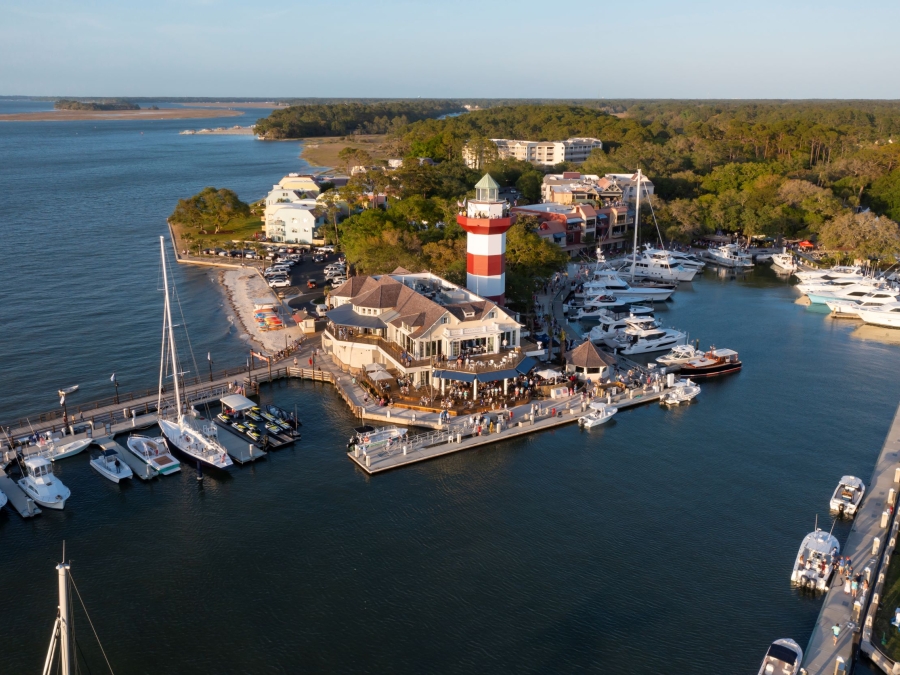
{"left": 1, "top": 105, "right": 899, "bottom": 673}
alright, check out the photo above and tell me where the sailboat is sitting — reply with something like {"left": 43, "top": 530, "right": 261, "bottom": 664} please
{"left": 155, "top": 237, "right": 233, "bottom": 471}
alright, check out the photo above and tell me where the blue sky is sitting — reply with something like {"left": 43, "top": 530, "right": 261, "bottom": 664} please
{"left": 2, "top": 0, "right": 899, "bottom": 98}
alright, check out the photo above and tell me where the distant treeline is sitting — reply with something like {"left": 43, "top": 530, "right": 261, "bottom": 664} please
{"left": 54, "top": 99, "right": 140, "bottom": 111}
{"left": 253, "top": 101, "right": 464, "bottom": 139}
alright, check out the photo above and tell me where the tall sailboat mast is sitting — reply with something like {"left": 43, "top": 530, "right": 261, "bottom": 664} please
{"left": 159, "top": 236, "right": 183, "bottom": 421}
{"left": 630, "top": 168, "right": 642, "bottom": 282}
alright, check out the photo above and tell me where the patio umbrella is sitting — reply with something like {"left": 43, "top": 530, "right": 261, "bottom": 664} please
{"left": 365, "top": 363, "right": 387, "bottom": 373}
{"left": 535, "top": 368, "right": 561, "bottom": 379}
{"left": 370, "top": 370, "right": 393, "bottom": 382}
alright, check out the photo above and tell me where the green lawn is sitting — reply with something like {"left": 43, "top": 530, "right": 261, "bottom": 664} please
{"left": 873, "top": 548, "right": 900, "bottom": 658}
{"left": 174, "top": 215, "right": 266, "bottom": 251}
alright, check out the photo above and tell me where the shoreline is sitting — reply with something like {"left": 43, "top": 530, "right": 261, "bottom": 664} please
{"left": 218, "top": 268, "right": 306, "bottom": 355}
{"left": 0, "top": 108, "right": 245, "bottom": 122}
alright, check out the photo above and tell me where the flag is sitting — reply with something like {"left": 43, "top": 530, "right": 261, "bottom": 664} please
{"left": 60, "top": 395, "right": 65, "bottom": 406}
{"left": 110, "top": 373, "right": 116, "bottom": 382}
{"left": 207, "top": 352, "right": 211, "bottom": 362}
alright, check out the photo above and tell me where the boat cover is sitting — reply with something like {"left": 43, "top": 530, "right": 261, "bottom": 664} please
{"left": 766, "top": 643, "right": 798, "bottom": 665}
{"left": 220, "top": 394, "right": 257, "bottom": 412}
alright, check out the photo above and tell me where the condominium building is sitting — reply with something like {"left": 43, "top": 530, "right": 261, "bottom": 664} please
{"left": 542, "top": 172, "right": 654, "bottom": 205}
{"left": 463, "top": 138, "right": 602, "bottom": 169}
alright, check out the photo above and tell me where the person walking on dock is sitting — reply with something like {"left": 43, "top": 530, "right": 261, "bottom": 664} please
{"left": 832, "top": 623, "right": 841, "bottom": 645}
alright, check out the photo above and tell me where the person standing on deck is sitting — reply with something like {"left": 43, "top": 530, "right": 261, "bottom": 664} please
{"left": 832, "top": 623, "right": 841, "bottom": 645}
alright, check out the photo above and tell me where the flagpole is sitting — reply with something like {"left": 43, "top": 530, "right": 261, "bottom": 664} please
{"left": 111, "top": 373, "right": 119, "bottom": 404}
{"left": 208, "top": 353, "right": 213, "bottom": 382}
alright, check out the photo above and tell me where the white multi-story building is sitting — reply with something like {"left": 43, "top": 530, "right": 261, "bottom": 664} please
{"left": 463, "top": 137, "right": 602, "bottom": 168}
{"left": 265, "top": 203, "right": 323, "bottom": 244}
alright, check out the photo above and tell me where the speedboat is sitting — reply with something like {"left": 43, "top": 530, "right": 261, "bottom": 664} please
{"left": 604, "top": 316, "right": 686, "bottom": 355}
{"left": 126, "top": 435, "right": 181, "bottom": 475}
{"left": 830, "top": 476, "right": 865, "bottom": 517}
{"left": 790, "top": 528, "right": 839, "bottom": 591}
{"left": 758, "top": 639, "right": 803, "bottom": 675}
{"left": 826, "top": 290, "right": 900, "bottom": 317}
{"left": 702, "top": 244, "right": 753, "bottom": 268}
{"left": 347, "top": 425, "right": 408, "bottom": 454}
{"left": 660, "top": 379, "right": 701, "bottom": 406}
{"left": 679, "top": 347, "right": 742, "bottom": 378}
{"left": 770, "top": 250, "right": 798, "bottom": 273}
{"left": 32, "top": 435, "right": 92, "bottom": 462}
{"left": 656, "top": 344, "right": 700, "bottom": 367}
{"left": 90, "top": 448, "right": 133, "bottom": 483}
{"left": 578, "top": 401, "right": 617, "bottom": 428}
{"left": 17, "top": 457, "right": 71, "bottom": 510}
{"left": 856, "top": 302, "right": 900, "bottom": 328}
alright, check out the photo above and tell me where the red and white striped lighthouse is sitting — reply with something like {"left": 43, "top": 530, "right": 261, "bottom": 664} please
{"left": 457, "top": 174, "right": 513, "bottom": 305}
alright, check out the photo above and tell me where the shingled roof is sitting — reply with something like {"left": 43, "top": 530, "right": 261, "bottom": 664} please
{"left": 567, "top": 341, "right": 617, "bottom": 368}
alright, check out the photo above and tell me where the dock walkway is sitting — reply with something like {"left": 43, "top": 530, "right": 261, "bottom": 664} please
{"left": 802, "top": 401, "right": 900, "bottom": 673}
{"left": 0, "top": 467, "right": 41, "bottom": 517}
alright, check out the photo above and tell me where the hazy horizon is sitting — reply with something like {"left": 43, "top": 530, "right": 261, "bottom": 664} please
{"left": 2, "top": 0, "right": 899, "bottom": 99}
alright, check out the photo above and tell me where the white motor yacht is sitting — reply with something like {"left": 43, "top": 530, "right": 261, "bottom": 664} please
{"left": 622, "top": 250, "right": 698, "bottom": 282}
{"left": 802, "top": 280, "right": 885, "bottom": 305}
{"left": 348, "top": 424, "right": 408, "bottom": 454}
{"left": 659, "top": 379, "right": 701, "bottom": 406}
{"left": 829, "top": 476, "right": 865, "bottom": 517}
{"left": 578, "top": 274, "right": 674, "bottom": 302}
{"left": 155, "top": 237, "right": 234, "bottom": 471}
{"left": 790, "top": 528, "right": 839, "bottom": 591}
{"left": 577, "top": 301, "right": 653, "bottom": 323}
{"left": 17, "top": 457, "right": 71, "bottom": 510}
{"left": 655, "top": 344, "right": 700, "bottom": 367}
{"left": 90, "top": 447, "right": 133, "bottom": 483}
{"left": 825, "top": 290, "right": 900, "bottom": 317}
{"left": 794, "top": 265, "right": 864, "bottom": 282}
{"left": 578, "top": 401, "right": 617, "bottom": 428}
{"left": 702, "top": 244, "right": 753, "bottom": 268}
{"left": 770, "top": 250, "right": 798, "bottom": 273}
{"left": 758, "top": 639, "right": 803, "bottom": 675}
{"left": 585, "top": 311, "right": 653, "bottom": 343}
{"left": 604, "top": 316, "right": 687, "bottom": 354}
{"left": 856, "top": 302, "right": 900, "bottom": 328}
{"left": 662, "top": 249, "right": 705, "bottom": 270}
{"left": 126, "top": 435, "right": 182, "bottom": 475}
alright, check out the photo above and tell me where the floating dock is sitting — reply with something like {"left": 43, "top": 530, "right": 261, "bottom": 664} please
{"left": 214, "top": 426, "right": 267, "bottom": 464}
{"left": 802, "top": 400, "right": 900, "bottom": 673}
{"left": 0, "top": 468, "right": 41, "bottom": 518}
{"left": 93, "top": 437, "right": 159, "bottom": 481}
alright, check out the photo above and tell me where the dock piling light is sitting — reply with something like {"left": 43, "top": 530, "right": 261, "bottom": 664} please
{"left": 894, "top": 467, "right": 900, "bottom": 483}
{"left": 403, "top": 446, "right": 407, "bottom": 456}
{"left": 834, "top": 656, "right": 846, "bottom": 674}
{"left": 874, "top": 536, "right": 881, "bottom": 555}
{"left": 666, "top": 373, "right": 675, "bottom": 388}
{"left": 883, "top": 510, "right": 891, "bottom": 528}
{"left": 365, "top": 455, "right": 370, "bottom": 468}
{"left": 890, "top": 488, "right": 896, "bottom": 506}
{"left": 866, "top": 566, "right": 873, "bottom": 582}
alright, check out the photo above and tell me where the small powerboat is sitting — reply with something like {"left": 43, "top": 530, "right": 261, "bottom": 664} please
{"left": 829, "top": 476, "right": 865, "bottom": 517}
{"left": 660, "top": 379, "right": 701, "bottom": 406}
{"left": 126, "top": 435, "right": 181, "bottom": 475}
{"left": 790, "top": 528, "right": 839, "bottom": 591}
{"left": 32, "top": 436, "right": 92, "bottom": 462}
{"left": 17, "top": 457, "right": 71, "bottom": 510}
{"left": 347, "top": 425, "right": 407, "bottom": 453}
{"left": 578, "top": 401, "right": 617, "bottom": 428}
{"left": 90, "top": 448, "right": 133, "bottom": 483}
{"left": 757, "top": 638, "right": 803, "bottom": 675}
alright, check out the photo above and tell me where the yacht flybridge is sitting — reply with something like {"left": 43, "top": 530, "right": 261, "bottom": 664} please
{"left": 155, "top": 237, "right": 233, "bottom": 471}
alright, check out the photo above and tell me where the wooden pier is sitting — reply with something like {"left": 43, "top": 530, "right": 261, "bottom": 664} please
{"left": 93, "top": 437, "right": 158, "bottom": 481}
{"left": 0, "top": 467, "right": 41, "bottom": 517}
{"left": 801, "top": 400, "right": 900, "bottom": 674}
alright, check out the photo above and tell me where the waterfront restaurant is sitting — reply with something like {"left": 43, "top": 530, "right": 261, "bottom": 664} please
{"left": 322, "top": 270, "right": 540, "bottom": 396}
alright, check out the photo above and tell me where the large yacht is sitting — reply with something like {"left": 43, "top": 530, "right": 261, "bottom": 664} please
{"left": 576, "top": 300, "right": 653, "bottom": 323}
{"left": 825, "top": 290, "right": 900, "bottom": 317}
{"left": 702, "top": 243, "right": 753, "bottom": 268}
{"left": 604, "top": 316, "right": 686, "bottom": 354}
{"left": 662, "top": 249, "right": 706, "bottom": 271}
{"left": 618, "top": 249, "right": 698, "bottom": 282}
{"left": 801, "top": 280, "right": 885, "bottom": 305}
{"left": 857, "top": 302, "right": 900, "bottom": 328}
{"left": 577, "top": 271, "right": 674, "bottom": 303}
{"left": 794, "top": 265, "right": 864, "bottom": 283}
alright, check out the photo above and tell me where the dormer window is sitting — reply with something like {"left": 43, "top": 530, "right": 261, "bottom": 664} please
{"left": 463, "top": 311, "right": 475, "bottom": 318}
{"left": 487, "top": 311, "right": 495, "bottom": 319}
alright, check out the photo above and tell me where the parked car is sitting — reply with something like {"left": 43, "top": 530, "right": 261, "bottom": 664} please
{"left": 307, "top": 279, "right": 317, "bottom": 288}
{"left": 269, "top": 278, "right": 291, "bottom": 288}
{"left": 312, "top": 255, "right": 325, "bottom": 263}
{"left": 330, "top": 276, "right": 347, "bottom": 286}
{"left": 315, "top": 304, "right": 329, "bottom": 317}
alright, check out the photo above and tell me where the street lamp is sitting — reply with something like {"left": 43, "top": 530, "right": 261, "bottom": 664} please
{"left": 207, "top": 352, "right": 213, "bottom": 382}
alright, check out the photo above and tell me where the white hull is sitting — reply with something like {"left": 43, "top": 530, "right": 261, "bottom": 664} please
{"left": 790, "top": 529, "right": 839, "bottom": 591}
{"left": 18, "top": 479, "right": 69, "bottom": 510}
{"left": 606, "top": 330, "right": 686, "bottom": 355}
{"left": 830, "top": 476, "right": 865, "bottom": 517}
{"left": 825, "top": 300, "right": 862, "bottom": 317}
{"left": 90, "top": 456, "right": 133, "bottom": 483}
{"left": 159, "top": 418, "right": 233, "bottom": 470}
{"left": 0, "top": 489, "right": 7, "bottom": 510}
{"left": 126, "top": 435, "right": 182, "bottom": 474}
{"left": 660, "top": 382, "right": 701, "bottom": 406}
{"left": 38, "top": 438, "right": 92, "bottom": 462}
{"left": 858, "top": 307, "right": 900, "bottom": 328}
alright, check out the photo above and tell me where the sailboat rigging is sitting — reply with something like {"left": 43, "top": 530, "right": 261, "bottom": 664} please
{"left": 155, "top": 236, "right": 233, "bottom": 471}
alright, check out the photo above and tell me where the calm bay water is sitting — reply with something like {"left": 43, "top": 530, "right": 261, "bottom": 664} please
{"left": 0, "top": 105, "right": 898, "bottom": 673}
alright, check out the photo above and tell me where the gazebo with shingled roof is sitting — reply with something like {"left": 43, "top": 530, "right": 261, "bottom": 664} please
{"left": 566, "top": 341, "right": 617, "bottom": 381}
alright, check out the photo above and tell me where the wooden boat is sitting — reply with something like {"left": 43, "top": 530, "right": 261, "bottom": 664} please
{"left": 679, "top": 347, "right": 742, "bottom": 379}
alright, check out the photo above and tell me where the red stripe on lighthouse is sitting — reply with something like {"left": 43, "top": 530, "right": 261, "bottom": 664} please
{"left": 467, "top": 253, "right": 505, "bottom": 276}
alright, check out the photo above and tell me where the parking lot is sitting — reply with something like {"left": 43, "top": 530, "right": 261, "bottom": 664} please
{"left": 260, "top": 248, "right": 343, "bottom": 315}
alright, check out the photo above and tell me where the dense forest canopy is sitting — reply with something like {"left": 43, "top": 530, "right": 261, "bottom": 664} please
{"left": 54, "top": 99, "right": 139, "bottom": 111}
{"left": 253, "top": 101, "right": 464, "bottom": 139}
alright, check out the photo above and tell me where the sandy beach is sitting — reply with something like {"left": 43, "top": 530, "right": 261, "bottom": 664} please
{"left": 220, "top": 268, "right": 307, "bottom": 354}
{"left": 181, "top": 125, "right": 256, "bottom": 135}
{"left": 0, "top": 108, "right": 244, "bottom": 122}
